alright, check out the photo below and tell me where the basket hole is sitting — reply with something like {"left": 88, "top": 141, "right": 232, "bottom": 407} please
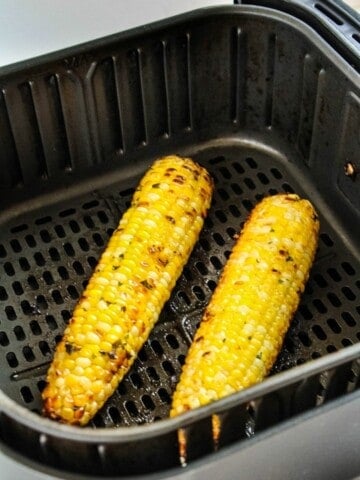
{"left": 5, "top": 306, "right": 16, "bottom": 320}
{"left": 270, "top": 167, "right": 282, "bottom": 179}
{"left": 341, "top": 312, "right": 356, "bottom": 327}
{"left": 130, "top": 373, "right": 143, "bottom": 389}
{"left": 35, "top": 216, "right": 52, "bottom": 226}
{"left": 10, "top": 239, "right": 22, "bottom": 253}
{"left": 28, "top": 275, "right": 39, "bottom": 290}
{"left": 312, "top": 299, "right": 327, "bottom": 314}
{"left": 61, "top": 310, "right": 71, "bottom": 324}
{"left": 158, "top": 388, "right": 171, "bottom": 404}
{"left": 244, "top": 178, "right": 256, "bottom": 190}
{"left": 229, "top": 204, "right": 241, "bottom": 217}
{"left": 137, "top": 348, "right": 148, "bottom": 362}
{"left": 4, "top": 262, "right": 15, "bottom": 276}
{"left": 0, "top": 287, "right": 8, "bottom": 301}
{"left": 84, "top": 215, "right": 95, "bottom": 228}
{"left": 245, "top": 157, "right": 257, "bottom": 169}
{"left": 199, "top": 238, "right": 211, "bottom": 252}
{"left": 178, "top": 291, "right": 191, "bottom": 306}
{"left": 327, "top": 268, "right": 341, "bottom": 282}
{"left": 341, "top": 262, "right": 355, "bottom": 276}
{"left": 207, "top": 279, "right": 217, "bottom": 292}
{"left": 162, "top": 360, "right": 176, "bottom": 376}
{"left": 93, "top": 233, "right": 104, "bottom": 247}
{"left": 58, "top": 266, "right": 69, "bottom": 280}
{"left": 43, "top": 271, "right": 54, "bottom": 285}
{"left": 142, "top": 395, "right": 155, "bottom": 411}
{"left": 40, "top": 230, "right": 51, "bottom": 243}
{"left": 30, "top": 320, "right": 42, "bottom": 335}
{"left": 178, "top": 354, "right": 185, "bottom": 366}
{"left": 320, "top": 233, "right": 334, "bottom": 247}
{"left": 257, "top": 172, "right": 269, "bottom": 185}
{"left": 108, "top": 406, "right": 122, "bottom": 424}
{"left": 10, "top": 223, "right": 28, "bottom": 234}
{"left": 326, "top": 344, "right": 337, "bottom": 353}
{"left": 242, "top": 199, "right": 253, "bottom": 212}
{"left": 166, "top": 334, "right": 179, "bottom": 349}
{"left": 313, "top": 274, "right": 328, "bottom": 288}
{"left": 25, "top": 235, "right": 36, "bottom": 248}
{"left": 92, "top": 415, "right": 105, "bottom": 428}
{"left": 312, "top": 324, "right": 327, "bottom": 340}
{"left": 0, "top": 331, "right": 9, "bottom": 346}
{"left": 213, "top": 232, "right": 225, "bottom": 246}
{"left": 83, "top": 200, "right": 100, "bottom": 210}
{"left": 183, "top": 267, "right": 193, "bottom": 281}
{"left": 21, "top": 300, "right": 32, "bottom": 315}
{"left": 0, "top": 245, "right": 6, "bottom": 257}
{"left": 327, "top": 318, "right": 341, "bottom": 334}
{"left": 195, "top": 261, "right": 208, "bottom": 276}
{"left": 46, "top": 315, "right": 58, "bottom": 330}
{"left": 6, "top": 351, "right": 18, "bottom": 367}
{"left": 125, "top": 400, "right": 139, "bottom": 418}
{"left": 204, "top": 217, "right": 214, "bottom": 229}
{"left": 193, "top": 286, "right": 205, "bottom": 301}
{"left": 20, "top": 386, "right": 34, "bottom": 403}
{"left": 215, "top": 210, "right": 227, "bottom": 223}
{"left": 298, "top": 331, "right": 312, "bottom": 347}
{"left": 67, "top": 285, "right": 79, "bottom": 299}
{"left": 97, "top": 211, "right": 109, "bottom": 224}
{"left": 52, "top": 290, "right": 64, "bottom": 305}
{"left": 19, "top": 257, "right": 30, "bottom": 271}
{"left": 232, "top": 161, "right": 245, "bottom": 174}
{"left": 23, "top": 346, "right": 35, "bottom": 362}
{"left": 219, "top": 166, "right": 231, "bottom": 179}
{"left": 69, "top": 220, "right": 80, "bottom": 233}
{"left": 217, "top": 188, "right": 230, "bottom": 200}
{"left": 226, "top": 226, "right": 237, "bottom": 238}
{"left": 14, "top": 325, "right": 25, "bottom": 341}
{"left": 39, "top": 340, "right": 51, "bottom": 356}
{"left": 311, "top": 351, "right": 321, "bottom": 359}
{"left": 36, "top": 295, "right": 48, "bottom": 310}
{"left": 209, "top": 155, "right": 225, "bottom": 165}
{"left": 210, "top": 256, "right": 223, "bottom": 271}
{"left": 342, "top": 286, "right": 356, "bottom": 301}
{"left": 63, "top": 243, "right": 75, "bottom": 257}
{"left": 298, "top": 305, "right": 313, "bottom": 320}
{"left": 231, "top": 183, "right": 243, "bottom": 195}
{"left": 282, "top": 183, "right": 294, "bottom": 193}
{"left": 34, "top": 252, "right": 45, "bottom": 266}
{"left": 37, "top": 380, "right": 46, "bottom": 392}
{"left": 327, "top": 292, "right": 342, "bottom": 307}
{"left": 54, "top": 225, "right": 66, "bottom": 238}
{"left": 59, "top": 208, "right": 76, "bottom": 218}
{"left": 341, "top": 338, "right": 352, "bottom": 347}
{"left": 73, "top": 261, "right": 85, "bottom": 275}
{"left": 88, "top": 257, "right": 97, "bottom": 269}
{"left": 147, "top": 366, "right": 160, "bottom": 381}
{"left": 151, "top": 340, "right": 164, "bottom": 356}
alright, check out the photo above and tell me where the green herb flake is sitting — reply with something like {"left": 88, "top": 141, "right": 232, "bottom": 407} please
{"left": 286, "top": 255, "right": 293, "bottom": 262}
{"left": 256, "top": 352, "right": 263, "bottom": 360}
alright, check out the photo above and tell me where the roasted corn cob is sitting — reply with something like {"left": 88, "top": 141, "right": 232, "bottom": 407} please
{"left": 170, "top": 193, "right": 319, "bottom": 417}
{"left": 42, "top": 155, "right": 213, "bottom": 425}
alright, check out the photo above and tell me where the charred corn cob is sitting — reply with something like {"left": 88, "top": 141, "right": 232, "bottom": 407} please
{"left": 42, "top": 155, "right": 213, "bottom": 425}
{"left": 170, "top": 193, "right": 319, "bottom": 417}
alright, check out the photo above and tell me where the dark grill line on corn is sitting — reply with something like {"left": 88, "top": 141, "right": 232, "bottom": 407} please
{"left": 170, "top": 193, "right": 319, "bottom": 417}
{"left": 42, "top": 155, "right": 213, "bottom": 425}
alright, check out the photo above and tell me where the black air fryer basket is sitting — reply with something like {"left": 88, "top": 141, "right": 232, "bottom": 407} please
{"left": 0, "top": 2, "right": 359, "bottom": 479}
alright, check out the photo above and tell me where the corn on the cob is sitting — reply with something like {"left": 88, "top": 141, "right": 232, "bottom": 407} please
{"left": 170, "top": 193, "right": 319, "bottom": 417}
{"left": 42, "top": 155, "right": 213, "bottom": 425}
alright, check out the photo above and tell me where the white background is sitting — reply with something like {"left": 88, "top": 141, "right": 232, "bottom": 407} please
{"left": 0, "top": 0, "right": 230, "bottom": 67}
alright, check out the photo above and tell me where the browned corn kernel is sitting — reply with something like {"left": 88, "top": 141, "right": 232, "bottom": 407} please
{"left": 170, "top": 193, "right": 319, "bottom": 417}
{"left": 42, "top": 155, "right": 213, "bottom": 425}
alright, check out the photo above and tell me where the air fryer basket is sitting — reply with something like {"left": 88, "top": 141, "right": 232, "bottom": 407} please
{"left": 0, "top": 4, "right": 359, "bottom": 478}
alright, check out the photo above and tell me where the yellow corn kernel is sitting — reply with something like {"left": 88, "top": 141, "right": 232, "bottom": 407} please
{"left": 42, "top": 155, "right": 213, "bottom": 426}
{"left": 170, "top": 193, "right": 319, "bottom": 417}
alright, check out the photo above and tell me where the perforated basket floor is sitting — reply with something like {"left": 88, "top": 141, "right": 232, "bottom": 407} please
{"left": 0, "top": 144, "right": 359, "bottom": 429}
